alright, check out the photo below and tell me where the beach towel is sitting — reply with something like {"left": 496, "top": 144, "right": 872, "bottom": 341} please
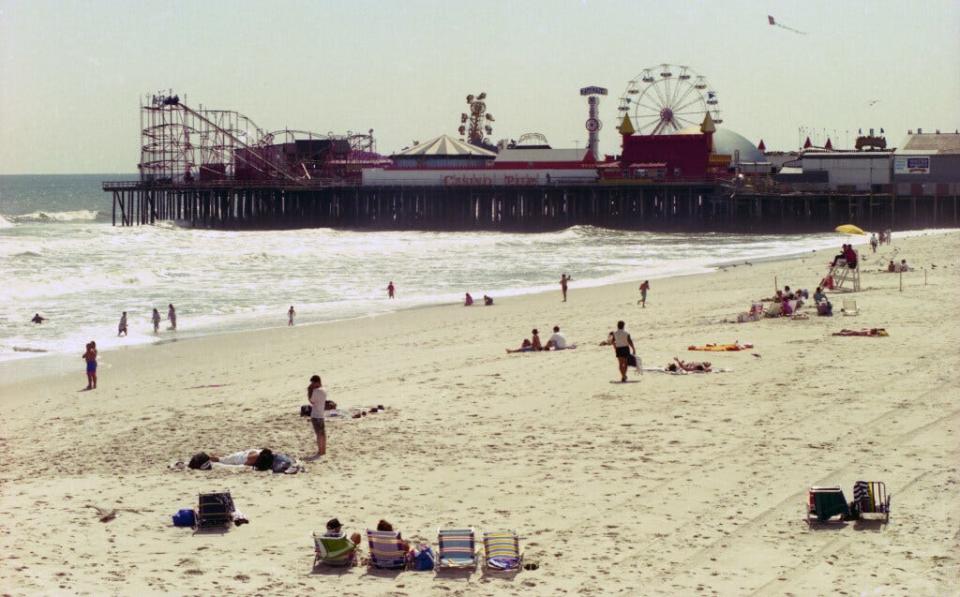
{"left": 832, "top": 328, "right": 888, "bottom": 337}
{"left": 688, "top": 342, "right": 753, "bottom": 352}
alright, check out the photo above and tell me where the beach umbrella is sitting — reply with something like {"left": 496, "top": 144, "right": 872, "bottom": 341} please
{"left": 835, "top": 224, "right": 866, "bottom": 235}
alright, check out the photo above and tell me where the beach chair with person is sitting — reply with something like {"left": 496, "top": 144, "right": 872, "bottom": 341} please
{"left": 195, "top": 491, "right": 235, "bottom": 531}
{"left": 482, "top": 530, "right": 523, "bottom": 572}
{"left": 437, "top": 528, "right": 478, "bottom": 570}
{"left": 313, "top": 532, "right": 360, "bottom": 567}
{"left": 366, "top": 530, "right": 409, "bottom": 569}
{"left": 851, "top": 480, "right": 891, "bottom": 523}
{"left": 822, "top": 253, "right": 861, "bottom": 292}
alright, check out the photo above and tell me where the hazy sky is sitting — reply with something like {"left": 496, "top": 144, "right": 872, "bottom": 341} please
{"left": 1, "top": 0, "right": 958, "bottom": 174}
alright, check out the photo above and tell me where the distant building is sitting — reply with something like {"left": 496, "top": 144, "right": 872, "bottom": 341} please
{"left": 892, "top": 131, "right": 960, "bottom": 196}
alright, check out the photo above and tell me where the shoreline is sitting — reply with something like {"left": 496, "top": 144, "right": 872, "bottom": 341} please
{"left": 2, "top": 226, "right": 954, "bottom": 386}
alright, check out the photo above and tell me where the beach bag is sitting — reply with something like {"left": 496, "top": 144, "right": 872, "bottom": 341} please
{"left": 817, "top": 302, "right": 833, "bottom": 316}
{"left": 411, "top": 544, "right": 435, "bottom": 571}
{"left": 271, "top": 453, "right": 293, "bottom": 474}
{"left": 172, "top": 508, "right": 196, "bottom": 527}
{"left": 626, "top": 353, "right": 638, "bottom": 368}
{"left": 300, "top": 404, "right": 312, "bottom": 417}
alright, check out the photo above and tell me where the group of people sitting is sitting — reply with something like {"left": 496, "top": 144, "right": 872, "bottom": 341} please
{"left": 319, "top": 518, "right": 405, "bottom": 565}
{"left": 831, "top": 244, "right": 859, "bottom": 269}
{"left": 464, "top": 293, "right": 494, "bottom": 306}
{"left": 886, "top": 259, "right": 910, "bottom": 273}
{"left": 506, "top": 325, "right": 576, "bottom": 353}
{"left": 184, "top": 448, "right": 297, "bottom": 474}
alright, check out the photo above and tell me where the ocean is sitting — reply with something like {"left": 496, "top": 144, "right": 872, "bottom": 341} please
{"left": 2, "top": 174, "right": 872, "bottom": 367}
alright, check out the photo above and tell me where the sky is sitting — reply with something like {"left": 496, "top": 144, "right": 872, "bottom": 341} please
{"left": 1, "top": 0, "right": 958, "bottom": 174}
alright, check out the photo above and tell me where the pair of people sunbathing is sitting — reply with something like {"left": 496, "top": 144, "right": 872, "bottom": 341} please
{"left": 506, "top": 326, "right": 574, "bottom": 353}
{"left": 667, "top": 357, "right": 712, "bottom": 373}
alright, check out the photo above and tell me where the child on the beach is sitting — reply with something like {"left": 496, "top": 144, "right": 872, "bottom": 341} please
{"left": 82, "top": 341, "right": 97, "bottom": 389}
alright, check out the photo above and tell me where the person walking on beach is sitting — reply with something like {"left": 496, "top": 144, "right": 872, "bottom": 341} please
{"left": 869, "top": 233, "right": 878, "bottom": 253}
{"left": 611, "top": 320, "right": 636, "bottom": 383}
{"left": 560, "top": 273, "right": 571, "bottom": 302}
{"left": 307, "top": 375, "right": 327, "bottom": 457}
{"left": 167, "top": 304, "right": 177, "bottom": 330}
{"left": 638, "top": 280, "right": 650, "bottom": 308}
{"left": 387, "top": 281, "right": 396, "bottom": 299}
{"left": 82, "top": 341, "right": 98, "bottom": 390}
{"left": 151, "top": 308, "right": 161, "bottom": 334}
{"left": 117, "top": 312, "right": 128, "bottom": 337}
{"left": 288, "top": 305, "right": 296, "bottom": 326}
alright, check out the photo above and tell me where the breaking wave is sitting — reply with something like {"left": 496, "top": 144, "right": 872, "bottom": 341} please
{"left": 11, "top": 210, "right": 99, "bottom": 223}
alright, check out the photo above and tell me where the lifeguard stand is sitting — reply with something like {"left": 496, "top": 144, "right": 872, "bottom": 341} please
{"left": 822, "top": 252, "right": 861, "bottom": 292}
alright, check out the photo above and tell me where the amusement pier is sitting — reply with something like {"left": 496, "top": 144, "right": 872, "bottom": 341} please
{"left": 104, "top": 66, "right": 960, "bottom": 232}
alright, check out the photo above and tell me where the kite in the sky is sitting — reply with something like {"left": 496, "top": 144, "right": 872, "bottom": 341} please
{"left": 768, "top": 15, "right": 807, "bottom": 35}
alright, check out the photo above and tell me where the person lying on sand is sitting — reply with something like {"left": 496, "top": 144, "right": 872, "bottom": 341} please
{"left": 832, "top": 328, "right": 888, "bottom": 337}
{"left": 506, "top": 329, "right": 542, "bottom": 353}
{"left": 668, "top": 358, "right": 712, "bottom": 372}
{"left": 188, "top": 449, "right": 274, "bottom": 470}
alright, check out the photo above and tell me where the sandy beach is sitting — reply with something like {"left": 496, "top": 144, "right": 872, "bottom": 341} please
{"left": 1, "top": 231, "right": 958, "bottom": 596}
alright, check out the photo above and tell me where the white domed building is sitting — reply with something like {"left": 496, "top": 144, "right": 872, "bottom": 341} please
{"left": 678, "top": 125, "right": 770, "bottom": 173}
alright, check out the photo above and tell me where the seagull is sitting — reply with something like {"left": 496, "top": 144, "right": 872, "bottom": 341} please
{"left": 867, "top": 100, "right": 880, "bottom": 106}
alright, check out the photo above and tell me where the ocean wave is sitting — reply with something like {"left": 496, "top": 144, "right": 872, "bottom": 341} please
{"left": 11, "top": 210, "right": 99, "bottom": 223}
{"left": 13, "top": 251, "right": 42, "bottom": 258}
{"left": 0, "top": 214, "right": 13, "bottom": 228}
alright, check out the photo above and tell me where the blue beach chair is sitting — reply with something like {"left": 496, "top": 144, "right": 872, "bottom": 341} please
{"left": 437, "top": 528, "right": 478, "bottom": 569}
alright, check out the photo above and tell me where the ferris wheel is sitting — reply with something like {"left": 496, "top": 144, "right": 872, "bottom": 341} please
{"left": 617, "top": 64, "right": 722, "bottom": 135}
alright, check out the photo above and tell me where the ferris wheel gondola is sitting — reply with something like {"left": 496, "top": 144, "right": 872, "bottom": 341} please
{"left": 618, "top": 64, "right": 723, "bottom": 135}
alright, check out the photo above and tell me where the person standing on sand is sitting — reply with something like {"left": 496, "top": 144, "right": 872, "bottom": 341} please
{"left": 151, "top": 308, "right": 161, "bottom": 334}
{"left": 288, "top": 305, "right": 296, "bottom": 326}
{"left": 82, "top": 341, "right": 97, "bottom": 390}
{"left": 387, "top": 281, "right": 396, "bottom": 299}
{"left": 560, "top": 273, "right": 571, "bottom": 302}
{"left": 638, "top": 280, "right": 650, "bottom": 307}
{"left": 168, "top": 304, "right": 177, "bottom": 330}
{"left": 611, "top": 320, "right": 635, "bottom": 383}
{"left": 869, "top": 233, "right": 878, "bottom": 253}
{"left": 307, "top": 375, "right": 327, "bottom": 457}
{"left": 117, "top": 312, "right": 128, "bottom": 337}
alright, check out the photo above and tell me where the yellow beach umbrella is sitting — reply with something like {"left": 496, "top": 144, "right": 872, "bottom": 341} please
{"left": 835, "top": 224, "right": 866, "bottom": 235}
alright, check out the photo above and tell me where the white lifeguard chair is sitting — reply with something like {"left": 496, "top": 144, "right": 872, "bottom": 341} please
{"left": 822, "top": 253, "right": 861, "bottom": 292}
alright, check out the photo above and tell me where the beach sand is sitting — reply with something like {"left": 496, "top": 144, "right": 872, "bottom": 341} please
{"left": 1, "top": 232, "right": 958, "bottom": 595}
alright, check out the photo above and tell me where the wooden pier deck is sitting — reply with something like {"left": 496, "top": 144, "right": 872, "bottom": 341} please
{"left": 103, "top": 181, "right": 960, "bottom": 232}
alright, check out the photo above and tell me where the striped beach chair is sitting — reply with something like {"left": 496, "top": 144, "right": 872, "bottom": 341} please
{"left": 482, "top": 530, "right": 522, "bottom": 571}
{"left": 853, "top": 481, "right": 891, "bottom": 522}
{"left": 313, "top": 532, "right": 358, "bottom": 567}
{"left": 366, "top": 530, "right": 408, "bottom": 569}
{"left": 437, "top": 528, "right": 478, "bottom": 569}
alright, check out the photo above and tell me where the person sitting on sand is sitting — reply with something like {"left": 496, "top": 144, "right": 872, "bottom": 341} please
{"left": 464, "top": 292, "right": 474, "bottom": 306}
{"left": 325, "top": 517, "right": 363, "bottom": 548}
{"left": 781, "top": 296, "right": 794, "bottom": 317}
{"left": 887, "top": 260, "right": 896, "bottom": 272}
{"left": 377, "top": 519, "right": 411, "bottom": 553}
{"left": 507, "top": 329, "right": 542, "bottom": 353}
{"left": 669, "top": 358, "right": 712, "bottom": 372}
{"left": 544, "top": 325, "right": 572, "bottom": 350}
{"left": 900, "top": 259, "right": 909, "bottom": 272}
{"left": 483, "top": 294, "right": 494, "bottom": 306}
{"left": 31, "top": 313, "right": 46, "bottom": 324}
{"left": 813, "top": 287, "right": 827, "bottom": 304}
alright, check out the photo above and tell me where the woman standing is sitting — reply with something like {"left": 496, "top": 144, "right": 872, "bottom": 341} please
{"left": 82, "top": 341, "right": 98, "bottom": 390}
{"left": 151, "top": 308, "right": 161, "bottom": 334}
{"left": 307, "top": 375, "right": 327, "bottom": 457}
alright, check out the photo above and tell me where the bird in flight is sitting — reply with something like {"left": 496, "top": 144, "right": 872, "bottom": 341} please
{"left": 768, "top": 15, "right": 807, "bottom": 35}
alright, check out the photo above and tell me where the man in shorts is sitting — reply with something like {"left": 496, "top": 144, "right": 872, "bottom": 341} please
{"left": 307, "top": 375, "right": 327, "bottom": 457}
{"left": 611, "top": 320, "right": 636, "bottom": 383}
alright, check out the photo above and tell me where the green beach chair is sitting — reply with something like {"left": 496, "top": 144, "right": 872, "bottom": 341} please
{"left": 313, "top": 532, "right": 358, "bottom": 567}
{"left": 482, "top": 530, "right": 523, "bottom": 571}
{"left": 437, "top": 528, "right": 478, "bottom": 569}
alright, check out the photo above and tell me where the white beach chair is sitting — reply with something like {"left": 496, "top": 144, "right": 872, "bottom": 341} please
{"left": 841, "top": 299, "right": 859, "bottom": 316}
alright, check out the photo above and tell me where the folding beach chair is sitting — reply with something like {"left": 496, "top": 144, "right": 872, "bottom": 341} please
{"left": 313, "top": 532, "right": 358, "bottom": 567}
{"left": 482, "top": 530, "right": 522, "bottom": 571}
{"left": 366, "top": 530, "right": 408, "bottom": 569}
{"left": 806, "top": 486, "right": 850, "bottom": 523}
{"left": 841, "top": 299, "right": 859, "bottom": 316}
{"left": 437, "top": 528, "right": 478, "bottom": 569}
{"left": 195, "top": 491, "right": 234, "bottom": 531}
{"left": 852, "top": 481, "right": 891, "bottom": 522}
